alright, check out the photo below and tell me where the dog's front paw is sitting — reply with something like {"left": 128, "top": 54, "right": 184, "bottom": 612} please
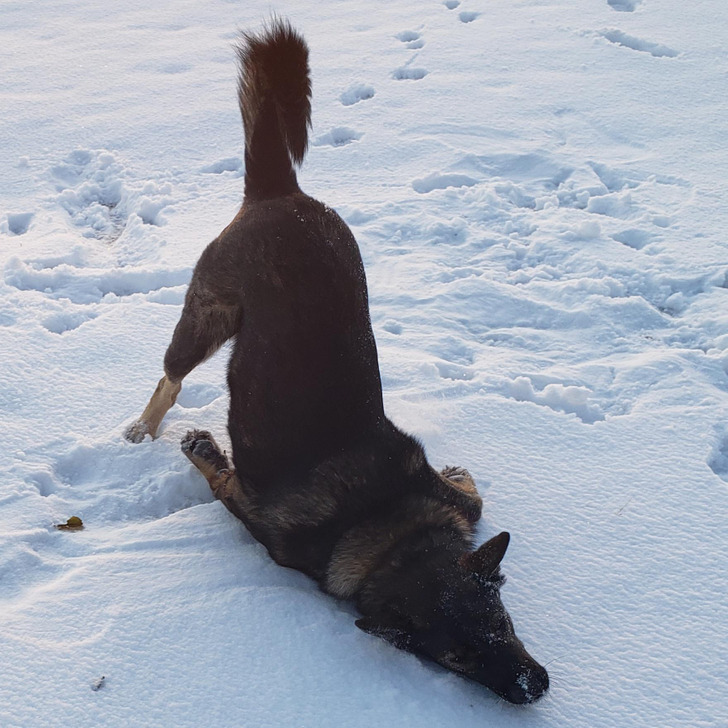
{"left": 124, "top": 419, "right": 150, "bottom": 444}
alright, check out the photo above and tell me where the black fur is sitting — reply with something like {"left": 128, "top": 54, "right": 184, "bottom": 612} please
{"left": 127, "top": 19, "right": 548, "bottom": 705}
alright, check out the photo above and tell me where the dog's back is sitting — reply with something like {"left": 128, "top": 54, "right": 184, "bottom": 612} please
{"left": 206, "top": 22, "right": 385, "bottom": 481}
{"left": 224, "top": 197, "right": 384, "bottom": 483}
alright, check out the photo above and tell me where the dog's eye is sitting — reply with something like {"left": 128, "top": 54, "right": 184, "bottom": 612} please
{"left": 440, "top": 646, "right": 473, "bottom": 671}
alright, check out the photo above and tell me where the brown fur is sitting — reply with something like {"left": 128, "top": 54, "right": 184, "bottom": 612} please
{"left": 124, "top": 375, "right": 181, "bottom": 442}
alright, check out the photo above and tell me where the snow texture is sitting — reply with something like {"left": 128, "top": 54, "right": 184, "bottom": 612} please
{"left": 1, "top": 1, "right": 727, "bottom": 727}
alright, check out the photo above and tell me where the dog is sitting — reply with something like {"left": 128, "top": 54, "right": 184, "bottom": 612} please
{"left": 125, "top": 19, "right": 549, "bottom": 704}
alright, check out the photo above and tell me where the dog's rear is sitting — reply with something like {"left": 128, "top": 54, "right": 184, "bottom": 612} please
{"left": 224, "top": 21, "right": 387, "bottom": 482}
{"left": 125, "top": 20, "right": 385, "bottom": 466}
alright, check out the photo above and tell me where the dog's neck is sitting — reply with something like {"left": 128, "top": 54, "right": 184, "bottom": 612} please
{"left": 324, "top": 494, "right": 472, "bottom": 601}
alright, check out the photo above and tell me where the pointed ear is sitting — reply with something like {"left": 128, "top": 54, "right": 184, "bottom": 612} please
{"left": 355, "top": 617, "right": 412, "bottom": 651}
{"left": 460, "top": 531, "right": 510, "bottom": 577}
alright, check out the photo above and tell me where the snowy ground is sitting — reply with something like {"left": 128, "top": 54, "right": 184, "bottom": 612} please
{"left": 2, "top": 0, "right": 727, "bottom": 726}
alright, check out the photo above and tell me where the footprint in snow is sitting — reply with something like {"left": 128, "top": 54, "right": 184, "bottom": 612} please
{"left": 434, "top": 338, "right": 476, "bottom": 367}
{"left": 600, "top": 29, "right": 678, "bottom": 58}
{"left": 200, "top": 157, "right": 243, "bottom": 175}
{"left": 175, "top": 383, "right": 225, "bottom": 409}
{"left": 504, "top": 376, "right": 605, "bottom": 424}
{"left": 50, "top": 437, "right": 215, "bottom": 524}
{"left": 52, "top": 149, "right": 175, "bottom": 240}
{"left": 462, "top": 151, "right": 573, "bottom": 189}
{"left": 3, "top": 256, "right": 191, "bottom": 305}
{"left": 607, "top": 0, "right": 641, "bottom": 11}
{"left": 611, "top": 229, "right": 655, "bottom": 251}
{"left": 2, "top": 212, "right": 34, "bottom": 236}
{"left": 443, "top": 0, "right": 460, "bottom": 8}
{"left": 588, "top": 161, "right": 641, "bottom": 192}
{"left": 396, "top": 30, "right": 424, "bottom": 49}
{"left": 437, "top": 266, "right": 481, "bottom": 283}
{"left": 52, "top": 149, "right": 127, "bottom": 241}
{"left": 339, "top": 84, "right": 375, "bottom": 106}
{"left": 421, "top": 151, "right": 573, "bottom": 201}
{"left": 556, "top": 160, "right": 685, "bottom": 233}
{"left": 42, "top": 309, "right": 99, "bottom": 335}
{"left": 459, "top": 11, "right": 480, "bottom": 23}
{"left": 382, "top": 320, "right": 403, "bottom": 335}
{"left": 708, "top": 432, "right": 728, "bottom": 482}
{"left": 392, "top": 66, "right": 428, "bottom": 81}
{"left": 412, "top": 173, "right": 478, "bottom": 193}
{"left": 436, "top": 361, "right": 475, "bottom": 382}
{"left": 312, "top": 127, "right": 363, "bottom": 147}
{"left": 588, "top": 161, "right": 688, "bottom": 192}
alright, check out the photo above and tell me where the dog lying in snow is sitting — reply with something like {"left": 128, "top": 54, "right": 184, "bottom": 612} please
{"left": 125, "top": 19, "right": 548, "bottom": 704}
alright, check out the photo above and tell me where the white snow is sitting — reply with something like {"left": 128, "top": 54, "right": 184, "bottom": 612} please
{"left": 2, "top": 0, "right": 727, "bottom": 726}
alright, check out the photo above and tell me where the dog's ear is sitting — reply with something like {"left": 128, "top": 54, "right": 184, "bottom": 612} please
{"left": 355, "top": 617, "right": 412, "bottom": 650}
{"left": 460, "top": 531, "right": 510, "bottom": 577}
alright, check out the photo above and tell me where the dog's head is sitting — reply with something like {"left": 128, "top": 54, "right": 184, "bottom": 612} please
{"left": 356, "top": 532, "right": 549, "bottom": 704}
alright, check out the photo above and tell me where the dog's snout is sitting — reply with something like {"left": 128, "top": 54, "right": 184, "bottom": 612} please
{"left": 503, "top": 664, "right": 549, "bottom": 704}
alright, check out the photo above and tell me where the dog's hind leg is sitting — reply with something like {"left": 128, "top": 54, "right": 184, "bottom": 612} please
{"left": 181, "top": 429, "right": 251, "bottom": 521}
{"left": 125, "top": 260, "right": 242, "bottom": 443}
{"left": 434, "top": 466, "right": 483, "bottom": 523}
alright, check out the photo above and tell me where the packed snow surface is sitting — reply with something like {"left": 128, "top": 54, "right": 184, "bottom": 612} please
{"left": 2, "top": 0, "right": 727, "bottom": 726}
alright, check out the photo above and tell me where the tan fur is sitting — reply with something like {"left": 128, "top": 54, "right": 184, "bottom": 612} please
{"left": 325, "top": 497, "right": 472, "bottom": 599}
{"left": 125, "top": 375, "right": 181, "bottom": 443}
{"left": 182, "top": 435, "right": 228, "bottom": 485}
{"left": 433, "top": 466, "right": 483, "bottom": 523}
{"left": 180, "top": 432, "right": 256, "bottom": 521}
{"left": 441, "top": 466, "right": 478, "bottom": 496}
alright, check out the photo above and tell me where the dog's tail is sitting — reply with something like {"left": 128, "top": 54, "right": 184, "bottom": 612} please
{"left": 236, "top": 19, "right": 311, "bottom": 200}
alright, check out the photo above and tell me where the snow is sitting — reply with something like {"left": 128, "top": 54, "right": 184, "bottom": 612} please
{"left": 1, "top": 0, "right": 727, "bottom": 726}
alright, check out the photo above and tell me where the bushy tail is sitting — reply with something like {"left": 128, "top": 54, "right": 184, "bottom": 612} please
{"left": 236, "top": 19, "right": 311, "bottom": 200}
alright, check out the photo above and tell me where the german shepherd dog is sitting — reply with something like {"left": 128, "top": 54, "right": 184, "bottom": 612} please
{"left": 125, "top": 19, "right": 549, "bottom": 704}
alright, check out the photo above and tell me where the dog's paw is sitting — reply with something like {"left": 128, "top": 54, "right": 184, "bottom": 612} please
{"left": 440, "top": 466, "right": 481, "bottom": 522}
{"left": 124, "top": 419, "right": 150, "bottom": 444}
{"left": 181, "top": 429, "right": 213, "bottom": 457}
{"left": 181, "top": 429, "right": 229, "bottom": 470}
{"left": 441, "top": 465, "right": 473, "bottom": 483}
{"left": 181, "top": 428, "right": 211, "bottom": 449}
